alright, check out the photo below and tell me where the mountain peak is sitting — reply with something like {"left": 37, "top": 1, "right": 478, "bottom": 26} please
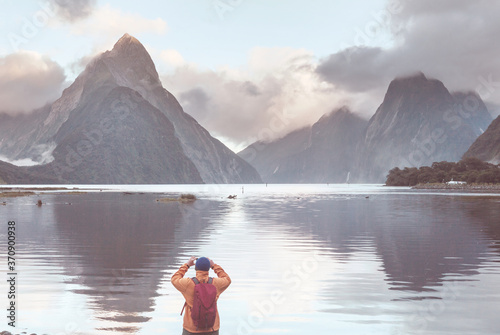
{"left": 334, "top": 105, "right": 352, "bottom": 116}
{"left": 384, "top": 71, "right": 449, "bottom": 103}
{"left": 111, "top": 33, "right": 148, "bottom": 57}
{"left": 394, "top": 71, "right": 427, "bottom": 82}
{"left": 317, "top": 105, "right": 351, "bottom": 123}
{"left": 96, "top": 33, "right": 163, "bottom": 95}
{"left": 115, "top": 33, "right": 140, "bottom": 47}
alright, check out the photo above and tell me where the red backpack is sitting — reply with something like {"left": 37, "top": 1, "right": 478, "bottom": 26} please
{"left": 182, "top": 277, "right": 218, "bottom": 330}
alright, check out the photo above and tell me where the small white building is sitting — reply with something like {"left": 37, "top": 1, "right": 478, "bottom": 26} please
{"left": 447, "top": 179, "right": 466, "bottom": 185}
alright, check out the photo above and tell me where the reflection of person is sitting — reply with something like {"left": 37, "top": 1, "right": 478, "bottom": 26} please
{"left": 171, "top": 256, "right": 231, "bottom": 335}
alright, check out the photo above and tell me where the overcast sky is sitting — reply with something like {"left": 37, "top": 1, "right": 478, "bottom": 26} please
{"left": 1, "top": 0, "right": 499, "bottom": 151}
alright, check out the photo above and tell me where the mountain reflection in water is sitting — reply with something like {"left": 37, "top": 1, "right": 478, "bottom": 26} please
{"left": 1, "top": 185, "right": 499, "bottom": 335}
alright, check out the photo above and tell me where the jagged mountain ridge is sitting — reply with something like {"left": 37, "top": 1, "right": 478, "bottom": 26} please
{"left": 89, "top": 34, "right": 260, "bottom": 183}
{"left": 354, "top": 72, "right": 492, "bottom": 182}
{"left": 239, "top": 107, "right": 367, "bottom": 183}
{"left": 239, "top": 73, "right": 492, "bottom": 184}
{"left": 1, "top": 47, "right": 493, "bottom": 185}
{"left": 463, "top": 115, "right": 500, "bottom": 163}
{"left": 0, "top": 34, "right": 261, "bottom": 184}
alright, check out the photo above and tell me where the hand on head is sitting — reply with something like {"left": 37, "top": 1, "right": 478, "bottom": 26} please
{"left": 187, "top": 256, "right": 197, "bottom": 267}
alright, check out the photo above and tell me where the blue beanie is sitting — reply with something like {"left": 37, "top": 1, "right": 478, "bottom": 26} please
{"left": 195, "top": 257, "right": 211, "bottom": 271}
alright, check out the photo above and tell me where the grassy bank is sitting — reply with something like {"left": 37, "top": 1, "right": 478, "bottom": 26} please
{"left": 0, "top": 191, "right": 36, "bottom": 198}
{"left": 156, "top": 193, "right": 197, "bottom": 203}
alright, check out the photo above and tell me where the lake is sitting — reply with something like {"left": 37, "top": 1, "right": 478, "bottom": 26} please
{"left": 1, "top": 184, "right": 500, "bottom": 334}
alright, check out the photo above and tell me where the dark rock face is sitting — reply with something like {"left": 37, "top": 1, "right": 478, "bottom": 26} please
{"left": 239, "top": 127, "right": 312, "bottom": 183}
{"left": 303, "top": 107, "right": 367, "bottom": 183}
{"left": 0, "top": 34, "right": 261, "bottom": 184}
{"left": 463, "top": 115, "right": 500, "bottom": 164}
{"left": 90, "top": 34, "right": 261, "bottom": 183}
{"left": 0, "top": 160, "right": 58, "bottom": 184}
{"left": 39, "top": 86, "right": 202, "bottom": 184}
{"left": 239, "top": 107, "right": 367, "bottom": 183}
{"left": 240, "top": 73, "right": 493, "bottom": 184}
{"left": 355, "top": 73, "right": 492, "bottom": 182}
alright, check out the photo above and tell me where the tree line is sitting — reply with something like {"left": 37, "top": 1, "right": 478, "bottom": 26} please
{"left": 386, "top": 157, "right": 500, "bottom": 186}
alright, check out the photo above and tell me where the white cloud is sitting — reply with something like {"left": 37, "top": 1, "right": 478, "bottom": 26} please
{"left": 0, "top": 156, "right": 38, "bottom": 167}
{"left": 162, "top": 0, "right": 500, "bottom": 150}
{"left": 160, "top": 47, "right": 350, "bottom": 151}
{"left": 0, "top": 142, "right": 56, "bottom": 166}
{"left": 47, "top": 0, "right": 96, "bottom": 22}
{"left": 317, "top": 0, "right": 500, "bottom": 116}
{"left": 50, "top": 4, "right": 169, "bottom": 78}
{"left": 0, "top": 51, "right": 66, "bottom": 113}
{"left": 159, "top": 49, "right": 186, "bottom": 71}
{"left": 58, "top": 5, "right": 167, "bottom": 51}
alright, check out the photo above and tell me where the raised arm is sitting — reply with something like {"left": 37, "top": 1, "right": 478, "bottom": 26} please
{"left": 171, "top": 256, "right": 196, "bottom": 293}
{"left": 209, "top": 258, "right": 231, "bottom": 293}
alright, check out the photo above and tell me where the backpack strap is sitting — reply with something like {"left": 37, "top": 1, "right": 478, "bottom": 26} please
{"left": 192, "top": 277, "right": 212, "bottom": 284}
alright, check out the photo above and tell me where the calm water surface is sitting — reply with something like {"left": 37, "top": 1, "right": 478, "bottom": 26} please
{"left": 1, "top": 184, "right": 500, "bottom": 334}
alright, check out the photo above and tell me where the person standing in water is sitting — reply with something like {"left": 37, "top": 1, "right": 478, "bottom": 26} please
{"left": 171, "top": 256, "right": 231, "bottom": 335}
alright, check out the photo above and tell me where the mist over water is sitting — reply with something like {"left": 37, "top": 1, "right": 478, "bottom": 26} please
{"left": 1, "top": 184, "right": 500, "bottom": 334}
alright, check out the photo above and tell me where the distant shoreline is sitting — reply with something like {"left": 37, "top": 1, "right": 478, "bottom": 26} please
{"left": 412, "top": 183, "right": 500, "bottom": 191}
